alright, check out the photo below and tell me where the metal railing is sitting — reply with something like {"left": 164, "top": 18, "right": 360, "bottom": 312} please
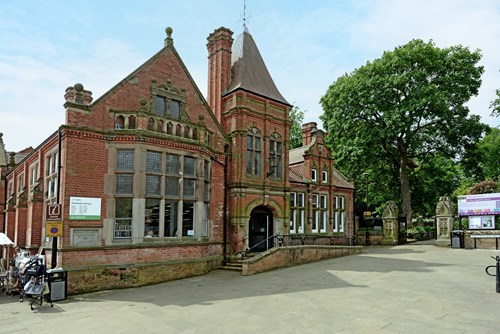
{"left": 238, "top": 234, "right": 338, "bottom": 258}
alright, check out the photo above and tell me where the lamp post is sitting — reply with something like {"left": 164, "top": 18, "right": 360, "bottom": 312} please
{"left": 267, "top": 154, "right": 280, "bottom": 178}
{"left": 362, "top": 172, "right": 369, "bottom": 205}
{"left": 362, "top": 172, "right": 370, "bottom": 245}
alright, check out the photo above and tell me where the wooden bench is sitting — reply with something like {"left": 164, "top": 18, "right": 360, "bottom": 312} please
{"left": 470, "top": 234, "right": 500, "bottom": 250}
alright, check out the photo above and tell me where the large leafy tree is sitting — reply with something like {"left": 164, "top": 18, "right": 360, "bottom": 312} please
{"left": 289, "top": 106, "right": 305, "bottom": 149}
{"left": 491, "top": 89, "right": 500, "bottom": 117}
{"left": 320, "top": 39, "right": 487, "bottom": 226}
{"left": 476, "top": 127, "right": 500, "bottom": 180}
{"left": 490, "top": 71, "right": 500, "bottom": 117}
{"left": 410, "top": 154, "right": 462, "bottom": 217}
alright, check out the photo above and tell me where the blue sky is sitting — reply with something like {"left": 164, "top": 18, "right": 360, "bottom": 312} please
{"left": 1, "top": 0, "right": 499, "bottom": 152}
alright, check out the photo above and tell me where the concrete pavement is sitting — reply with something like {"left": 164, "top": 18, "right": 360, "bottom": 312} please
{"left": 1, "top": 241, "right": 500, "bottom": 333}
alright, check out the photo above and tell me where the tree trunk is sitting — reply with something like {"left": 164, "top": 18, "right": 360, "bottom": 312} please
{"left": 399, "top": 157, "right": 413, "bottom": 228}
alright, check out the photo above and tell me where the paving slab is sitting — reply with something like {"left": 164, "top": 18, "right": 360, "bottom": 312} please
{"left": 1, "top": 241, "right": 499, "bottom": 333}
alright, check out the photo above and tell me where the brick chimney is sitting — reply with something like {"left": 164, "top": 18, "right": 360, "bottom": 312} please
{"left": 302, "top": 122, "right": 317, "bottom": 147}
{"left": 64, "top": 83, "right": 93, "bottom": 106}
{"left": 64, "top": 83, "right": 93, "bottom": 126}
{"left": 207, "top": 27, "right": 233, "bottom": 123}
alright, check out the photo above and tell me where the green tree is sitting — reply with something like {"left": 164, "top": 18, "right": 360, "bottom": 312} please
{"left": 476, "top": 127, "right": 500, "bottom": 180}
{"left": 320, "top": 39, "right": 487, "bottom": 226}
{"left": 491, "top": 89, "right": 500, "bottom": 117}
{"left": 289, "top": 106, "right": 305, "bottom": 149}
{"left": 490, "top": 70, "right": 500, "bottom": 117}
{"left": 410, "top": 155, "right": 462, "bottom": 217}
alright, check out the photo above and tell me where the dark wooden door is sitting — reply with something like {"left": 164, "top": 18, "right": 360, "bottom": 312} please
{"left": 249, "top": 207, "right": 273, "bottom": 252}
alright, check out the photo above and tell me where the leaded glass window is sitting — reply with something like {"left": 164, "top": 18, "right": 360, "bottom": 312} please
{"left": 246, "top": 133, "right": 262, "bottom": 176}
{"left": 117, "top": 150, "right": 134, "bottom": 170}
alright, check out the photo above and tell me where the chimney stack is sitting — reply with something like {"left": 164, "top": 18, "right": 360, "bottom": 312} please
{"left": 302, "top": 122, "right": 317, "bottom": 147}
{"left": 206, "top": 27, "right": 233, "bottom": 123}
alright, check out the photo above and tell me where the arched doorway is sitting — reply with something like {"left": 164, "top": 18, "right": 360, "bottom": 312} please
{"left": 249, "top": 206, "right": 274, "bottom": 252}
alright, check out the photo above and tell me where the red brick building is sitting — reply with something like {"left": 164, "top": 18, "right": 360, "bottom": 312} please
{"left": 1, "top": 26, "right": 354, "bottom": 293}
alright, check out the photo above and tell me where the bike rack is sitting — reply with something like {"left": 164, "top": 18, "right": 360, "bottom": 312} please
{"left": 485, "top": 256, "right": 500, "bottom": 293}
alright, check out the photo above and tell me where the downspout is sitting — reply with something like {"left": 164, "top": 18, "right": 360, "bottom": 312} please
{"left": 1, "top": 173, "right": 6, "bottom": 233}
{"left": 210, "top": 143, "right": 229, "bottom": 265}
{"left": 51, "top": 127, "right": 62, "bottom": 269}
{"left": 223, "top": 143, "right": 228, "bottom": 265}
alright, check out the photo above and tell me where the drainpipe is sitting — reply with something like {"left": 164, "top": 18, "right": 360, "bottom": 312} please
{"left": 210, "top": 143, "right": 229, "bottom": 265}
{"left": 1, "top": 171, "right": 6, "bottom": 233}
{"left": 51, "top": 127, "right": 62, "bottom": 269}
{"left": 223, "top": 143, "right": 228, "bottom": 264}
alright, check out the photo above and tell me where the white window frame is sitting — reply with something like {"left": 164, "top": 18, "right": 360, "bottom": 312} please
{"left": 45, "top": 150, "right": 59, "bottom": 204}
{"left": 312, "top": 194, "right": 319, "bottom": 233}
{"left": 333, "top": 195, "right": 346, "bottom": 233}
{"left": 17, "top": 172, "right": 25, "bottom": 194}
{"left": 290, "top": 192, "right": 305, "bottom": 234}
{"left": 320, "top": 194, "right": 328, "bottom": 233}
{"left": 311, "top": 168, "right": 317, "bottom": 182}
{"left": 322, "top": 170, "right": 328, "bottom": 183}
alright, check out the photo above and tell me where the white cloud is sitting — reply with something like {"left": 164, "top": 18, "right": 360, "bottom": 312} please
{"left": 1, "top": 0, "right": 498, "bottom": 153}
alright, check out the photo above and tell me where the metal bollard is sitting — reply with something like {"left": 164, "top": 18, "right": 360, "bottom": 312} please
{"left": 485, "top": 256, "right": 500, "bottom": 293}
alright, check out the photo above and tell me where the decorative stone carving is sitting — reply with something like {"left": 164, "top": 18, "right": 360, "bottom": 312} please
{"left": 435, "top": 196, "right": 454, "bottom": 247}
{"left": 381, "top": 201, "right": 399, "bottom": 245}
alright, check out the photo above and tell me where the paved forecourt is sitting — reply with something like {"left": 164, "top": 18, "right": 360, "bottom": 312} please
{"left": 1, "top": 241, "right": 500, "bottom": 334}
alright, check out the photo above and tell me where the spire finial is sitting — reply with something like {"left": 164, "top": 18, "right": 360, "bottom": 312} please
{"left": 164, "top": 27, "right": 173, "bottom": 47}
{"left": 241, "top": 0, "right": 251, "bottom": 31}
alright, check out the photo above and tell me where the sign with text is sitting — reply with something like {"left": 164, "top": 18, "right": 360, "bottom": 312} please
{"left": 458, "top": 193, "right": 500, "bottom": 216}
{"left": 46, "top": 221, "right": 63, "bottom": 237}
{"left": 69, "top": 197, "right": 102, "bottom": 220}
{"left": 45, "top": 204, "right": 62, "bottom": 221}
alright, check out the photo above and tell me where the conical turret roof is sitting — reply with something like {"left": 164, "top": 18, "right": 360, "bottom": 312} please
{"left": 0, "top": 133, "right": 8, "bottom": 166}
{"left": 225, "top": 29, "right": 289, "bottom": 105}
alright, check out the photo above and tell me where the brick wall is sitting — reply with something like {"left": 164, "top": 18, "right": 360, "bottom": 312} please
{"left": 242, "top": 245, "right": 363, "bottom": 275}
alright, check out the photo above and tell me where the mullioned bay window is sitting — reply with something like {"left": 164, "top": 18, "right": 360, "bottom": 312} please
{"left": 114, "top": 147, "right": 211, "bottom": 241}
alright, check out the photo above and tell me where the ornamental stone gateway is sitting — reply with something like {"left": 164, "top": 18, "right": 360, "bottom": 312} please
{"left": 381, "top": 201, "right": 399, "bottom": 245}
{"left": 435, "top": 196, "right": 454, "bottom": 247}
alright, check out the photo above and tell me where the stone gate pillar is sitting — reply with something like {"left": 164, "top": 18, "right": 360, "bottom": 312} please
{"left": 435, "top": 196, "right": 454, "bottom": 247}
{"left": 381, "top": 201, "right": 399, "bottom": 245}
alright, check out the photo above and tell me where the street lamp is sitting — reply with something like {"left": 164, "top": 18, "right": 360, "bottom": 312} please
{"left": 267, "top": 154, "right": 280, "bottom": 177}
{"left": 362, "top": 172, "right": 369, "bottom": 204}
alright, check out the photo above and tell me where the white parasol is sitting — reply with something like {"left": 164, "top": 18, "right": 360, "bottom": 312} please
{"left": 0, "top": 232, "right": 14, "bottom": 271}
{"left": 0, "top": 233, "right": 14, "bottom": 246}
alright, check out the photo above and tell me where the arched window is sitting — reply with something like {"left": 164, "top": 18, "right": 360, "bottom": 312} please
{"left": 148, "top": 118, "right": 155, "bottom": 131}
{"left": 116, "top": 115, "right": 125, "bottom": 130}
{"left": 158, "top": 120, "right": 164, "bottom": 133}
{"left": 176, "top": 124, "right": 182, "bottom": 136}
{"left": 167, "top": 122, "right": 173, "bottom": 135}
{"left": 128, "top": 115, "right": 136, "bottom": 129}
{"left": 192, "top": 128, "right": 198, "bottom": 140}
{"left": 184, "top": 126, "right": 190, "bottom": 138}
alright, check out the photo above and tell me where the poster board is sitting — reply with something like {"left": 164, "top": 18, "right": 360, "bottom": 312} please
{"left": 457, "top": 193, "right": 500, "bottom": 216}
{"left": 468, "top": 215, "right": 495, "bottom": 230}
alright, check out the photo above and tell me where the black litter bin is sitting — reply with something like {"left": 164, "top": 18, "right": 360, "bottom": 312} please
{"left": 451, "top": 230, "right": 464, "bottom": 249}
{"left": 46, "top": 268, "right": 67, "bottom": 301}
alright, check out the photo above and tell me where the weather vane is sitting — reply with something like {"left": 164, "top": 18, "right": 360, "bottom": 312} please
{"left": 241, "top": 0, "right": 251, "bottom": 30}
